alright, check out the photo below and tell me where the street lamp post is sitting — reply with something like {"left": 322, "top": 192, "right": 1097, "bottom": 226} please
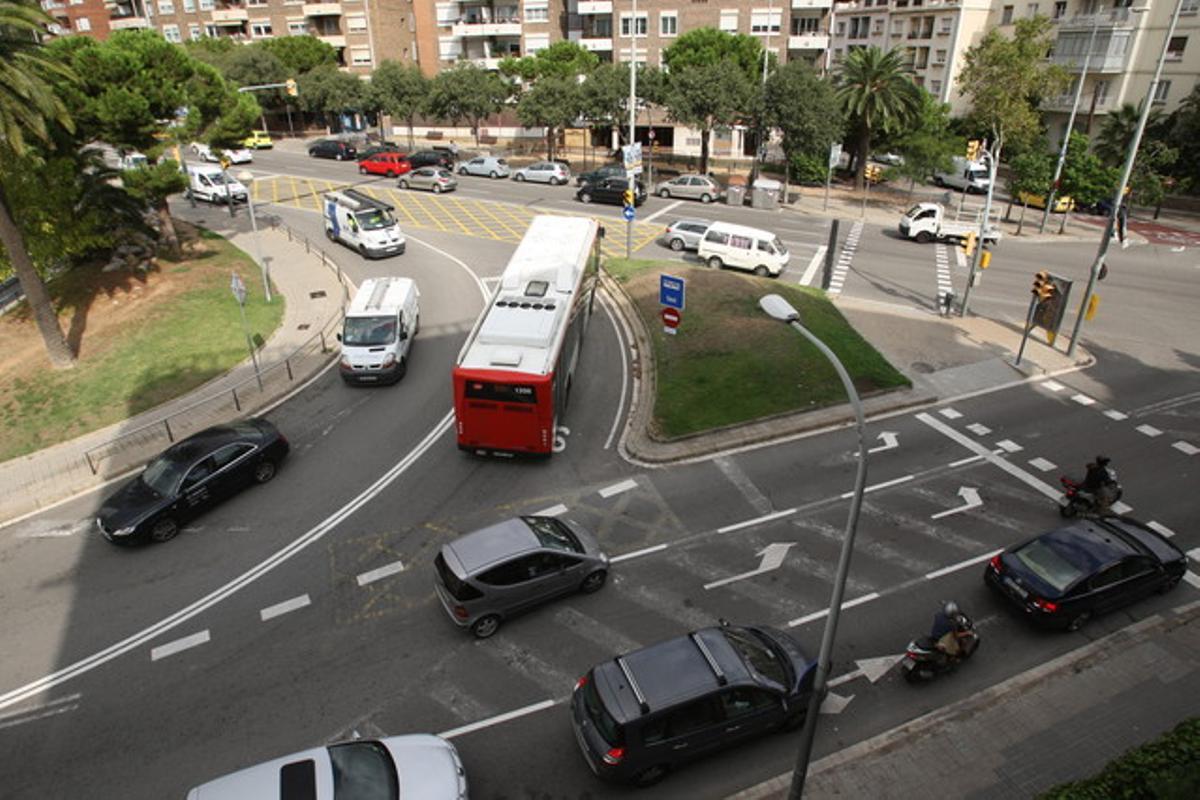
{"left": 1067, "top": 0, "right": 1185, "bottom": 357}
{"left": 236, "top": 170, "right": 271, "bottom": 303}
{"left": 758, "top": 294, "right": 869, "bottom": 800}
{"left": 1040, "top": 18, "right": 1101, "bottom": 234}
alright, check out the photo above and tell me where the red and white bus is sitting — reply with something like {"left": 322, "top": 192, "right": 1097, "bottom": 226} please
{"left": 453, "top": 215, "right": 603, "bottom": 455}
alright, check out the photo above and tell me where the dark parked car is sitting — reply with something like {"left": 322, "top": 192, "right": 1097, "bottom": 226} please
{"left": 576, "top": 177, "right": 646, "bottom": 207}
{"left": 96, "top": 420, "right": 289, "bottom": 545}
{"left": 572, "top": 622, "right": 813, "bottom": 786}
{"left": 407, "top": 150, "right": 456, "bottom": 170}
{"left": 985, "top": 517, "right": 1187, "bottom": 631}
{"left": 575, "top": 163, "right": 624, "bottom": 187}
{"left": 356, "top": 143, "right": 402, "bottom": 161}
{"left": 308, "top": 139, "right": 357, "bottom": 161}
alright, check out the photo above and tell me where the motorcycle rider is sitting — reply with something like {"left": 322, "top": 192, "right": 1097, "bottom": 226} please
{"left": 1081, "top": 455, "right": 1119, "bottom": 510}
{"left": 930, "top": 601, "right": 963, "bottom": 658}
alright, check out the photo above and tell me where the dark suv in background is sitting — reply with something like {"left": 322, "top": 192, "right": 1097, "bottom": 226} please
{"left": 571, "top": 622, "right": 813, "bottom": 786}
{"left": 575, "top": 163, "right": 624, "bottom": 187}
{"left": 576, "top": 176, "right": 646, "bottom": 207}
{"left": 308, "top": 139, "right": 357, "bottom": 160}
{"left": 408, "top": 149, "right": 456, "bottom": 170}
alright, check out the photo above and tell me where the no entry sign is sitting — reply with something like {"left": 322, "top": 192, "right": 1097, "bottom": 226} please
{"left": 661, "top": 307, "right": 681, "bottom": 335}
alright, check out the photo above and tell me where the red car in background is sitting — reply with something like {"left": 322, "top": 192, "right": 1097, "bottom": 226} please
{"left": 359, "top": 152, "right": 412, "bottom": 178}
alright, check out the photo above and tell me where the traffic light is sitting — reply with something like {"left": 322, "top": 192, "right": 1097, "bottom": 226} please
{"left": 865, "top": 164, "right": 882, "bottom": 183}
{"left": 622, "top": 188, "right": 635, "bottom": 207}
{"left": 980, "top": 248, "right": 992, "bottom": 269}
{"left": 966, "top": 139, "right": 982, "bottom": 161}
{"left": 285, "top": 78, "right": 298, "bottom": 97}
{"left": 1032, "top": 270, "right": 1056, "bottom": 302}
{"left": 961, "top": 231, "right": 977, "bottom": 259}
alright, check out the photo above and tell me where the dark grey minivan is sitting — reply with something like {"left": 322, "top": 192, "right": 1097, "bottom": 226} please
{"left": 434, "top": 515, "right": 609, "bottom": 638}
{"left": 571, "top": 623, "right": 814, "bottom": 786}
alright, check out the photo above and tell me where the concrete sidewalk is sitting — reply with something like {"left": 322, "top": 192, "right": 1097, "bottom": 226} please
{"left": 0, "top": 200, "right": 350, "bottom": 524}
{"left": 732, "top": 599, "right": 1200, "bottom": 800}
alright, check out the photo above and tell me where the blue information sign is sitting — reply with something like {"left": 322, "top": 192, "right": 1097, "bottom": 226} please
{"left": 622, "top": 205, "right": 635, "bottom": 222}
{"left": 659, "top": 274, "right": 685, "bottom": 311}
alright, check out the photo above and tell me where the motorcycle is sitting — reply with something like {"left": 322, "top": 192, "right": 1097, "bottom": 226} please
{"left": 902, "top": 611, "right": 980, "bottom": 684}
{"left": 1060, "top": 476, "right": 1122, "bottom": 518}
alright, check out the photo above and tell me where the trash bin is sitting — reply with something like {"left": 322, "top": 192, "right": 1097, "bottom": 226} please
{"left": 725, "top": 185, "right": 745, "bottom": 206}
{"left": 751, "top": 178, "right": 781, "bottom": 210}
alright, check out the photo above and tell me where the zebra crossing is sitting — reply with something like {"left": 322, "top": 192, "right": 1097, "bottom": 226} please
{"left": 826, "top": 220, "right": 862, "bottom": 296}
{"left": 935, "top": 244, "right": 954, "bottom": 311}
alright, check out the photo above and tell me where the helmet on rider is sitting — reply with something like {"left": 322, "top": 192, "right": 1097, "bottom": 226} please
{"left": 942, "top": 601, "right": 960, "bottom": 617}
{"left": 1095, "top": 455, "right": 1110, "bottom": 467}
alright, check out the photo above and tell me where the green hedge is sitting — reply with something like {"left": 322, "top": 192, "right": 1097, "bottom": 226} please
{"left": 1039, "top": 717, "right": 1200, "bottom": 800}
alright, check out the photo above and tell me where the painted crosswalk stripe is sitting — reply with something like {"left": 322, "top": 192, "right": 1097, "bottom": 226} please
{"left": 966, "top": 423, "right": 991, "bottom": 436}
{"left": 938, "top": 407, "right": 963, "bottom": 419}
{"left": 934, "top": 245, "right": 954, "bottom": 309}
{"left": 598, "top": 479, "right": 638, "bottom": 499}
{"left": 1071, "top": 393, "right": 1096, "bottom": 406}
{"left": 1147, "top": 521, "right": 1175, "bottom": 538}
{"left": 1028, "top": 457, "right": 1056, "bottom": 472}
{"left": 1185, "top": 573, "right": 1200, "bottom": 590}
{"left": 1041, "top": 380, "right": 1066, "bottom": 392}
{"left": 826, "top": 220, "right": 862, "bottom": 296}
{"left": 1111, "top": 501, "right": 1133, "bottom": 514}
{"left": 356, "top": 560, "right": 406, "bottom": 587}
{"left": 260, "top": 594, "right": 311, "bottom": 622}
{"left": 1173, "top": 441, "right": 1199, "bottom": 456}
{"left": 1136, "top": 424, "right": 1163, "bottom": 437}
{"left": 150, "top": 631, "right": 210, "bottom": 662}
{"left": 996, "top": 439, "right": 1023, "bottom": 453}
{"left": 532, "top": 503, "right": 568, "bottom": 517}
{"left": 1103, "top": 409, "right": 1128, "bottom": 420}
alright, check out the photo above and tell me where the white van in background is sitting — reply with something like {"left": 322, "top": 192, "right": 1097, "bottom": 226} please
{"left": 337, "top": 277, "right": 420, "bottom": 385}
{"left": 185, "top": 164, "right": 248, "bottom": 204}
{"left": 696, "top": 221, "right": 789, "bottom": 277}
{"left": 934, "top": 157, "right": 991, "bottom": 193}
{"left": 323, "top": 189, "right": 406, "bottom": 258}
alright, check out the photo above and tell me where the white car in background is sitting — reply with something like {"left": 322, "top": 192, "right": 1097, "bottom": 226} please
{"left": 190, "top": 142, "right": 253, "bottom": 165}
{"left": 185, "top": 734, "right": 468, "bottom": 799}
{"left": 511, "top": 160, "right": 570, "bottom": 185}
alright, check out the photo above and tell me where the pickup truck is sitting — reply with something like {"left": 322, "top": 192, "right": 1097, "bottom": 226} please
{"left": 899, "top": 202, "right": 1001, "bottom": 245}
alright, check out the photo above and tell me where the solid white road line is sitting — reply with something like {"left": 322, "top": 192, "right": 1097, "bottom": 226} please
{"left": 532, "top": 503, "right": 568, "bottom": 517}
{"left": 949, "top": 454, "right": 986, "bottom": 467}
{"left": 1136, "top": 424, "right": 1163, "bottom": 437}
{"left": 1070, "top": 393, "right": 1096, "bottom": 406}
{"left": 356, "top": 560, "right": 406, "bottom": 586}
{"left": 1028, "top": 457, "right": 1057, "bottom": 472}
{"left": 717, "top": 508, "right": 797, "bottom": 534}
{"left": 1103, "top": 409, "right": 1128, "bottom": 420}
{"left": 610, "top": 544, "right": 668, "bottom": 563}
{"left": 260, "top": 594, "right": 311, "bottom": 622}
{"left": 917, "top": 413, "right": 1063, "bottom": 501}
{"left": 0, "top": 693, "right": 81, "bottom": 731}
{"left": 438, "top": 699, "right": 558, "bottom": 740}
{"left": 150, "top": 631, "right": 210, "bottom": 662}
{"left": 787, "top": 593, "right": 880, "bottom": 628}
{"left": 925, "top": 549, "right": 1004, "bottom": 580}
{"left": 598, "top": 479, "right": 638, "bottom": 498}
{"left": 598, "top": 291, "right": 632, "bottom": 452}
{"left": 840, "top": 474, "right": 913, "bottom": 499}
{"left": 1173, "top": 441, "right": 1199, "bottom": 456}
{"left": 800, "top": 246, "right": 826, "bottom": 286}
{"left": 1147, "top": 521, "right": 1175, "bottom": 538}
{"left": 641, "top": 200, "right": 683, "bottom": 225}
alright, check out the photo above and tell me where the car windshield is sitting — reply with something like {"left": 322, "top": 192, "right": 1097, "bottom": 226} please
{"left": 969, "top": 169, "right": 988, "bottom": 181}
{"left": 904, "top": 205, "right": 924, "bottom": 218}
{"left": 523, "top": 516, "right": 583, "bottom": 552}
{"left": 327, "top": 740, "right": 398, "bottom": 800}
{"left": 1015, "top": 538, "right": 1086, "bottom": 592}
{"left": 205, "top": 172, "right": 234, "bottom": 185}
{"left": 343, "top": 315, "right": 397, "bottom": 346}
{"left": 724, "top": 627, "right": 791, "bottom": 687}
{"left": 355, "top": 210, "right": 394, "bottom": 231}
{"left": 141, "top": 452, "right": 189, "bottom": 496}
{"left": 771, "top": 237, "right": 786, "bottom": 254}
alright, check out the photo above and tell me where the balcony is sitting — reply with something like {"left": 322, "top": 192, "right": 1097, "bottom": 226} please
{"left": 1048, "top": 49, "right": 1129, "bottom": 73}
{"left": 210, "top": 8, "right": 249, "bottom": 22}
{"left": 1043, "top": 92, "right": 1112, "bottom": 113}
{"left": 578, "top": 36, "right": 613, "bottom": 51}
{"left": 109, "top": 15, "right": 150, "bottom": 28}
{"left": 316, "top": 33, "right": 346, "bottom": 47}
{"left": 1056, "top": 9, "right": 1133, "bottom": 31}
{"left": 469, "top": 56, "right": 505, "bottom": 69}
{"left": 788, "top": 33, "right": 829, "bottom": 50}
{"left": 791, "top": 0, "right": 832, "bottom": 7}
{"left": 302, "top": 2, "right": 341, "bottom": 16}
{"left": 577, "top": 1, "right": 612, "bottom": 12}
{"left": 451, "top": 21, "right": 522, "bottom": 37}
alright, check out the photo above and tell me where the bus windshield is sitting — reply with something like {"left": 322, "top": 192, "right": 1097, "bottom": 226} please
{"left": 342, "top": 315, "right": 396, "bottom": 346}
{"left": 355, "top": 209, "right": 395, "bottom": 231}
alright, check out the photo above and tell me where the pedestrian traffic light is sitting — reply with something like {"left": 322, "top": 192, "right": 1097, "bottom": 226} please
{"left": 622, "top": 188, "right": 635, "bottom": 207}
{"left": 961, "top": 231, "right": 977, "bottom": 258}
{"left": 1032, "top": 270, "right": 1056, "bottom": 301}
{"left": 285, "top": 78, "right": 298, "bottom": 97}
{"left": 966, "top": 139, "right": 982, "bottom": 161}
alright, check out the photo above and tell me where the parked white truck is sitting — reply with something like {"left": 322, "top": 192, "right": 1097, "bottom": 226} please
{"left": 934, "top": 156, "right": 991, "bottom": 193}
{"left": 899, "top": 203, "right": 1002, "bottom": 245}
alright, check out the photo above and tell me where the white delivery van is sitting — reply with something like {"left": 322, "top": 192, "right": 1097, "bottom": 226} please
{"left": 185, "top": 164, "right": 248, "bottom": 204}
{"left": 934, "top": 157, "right": 991, "bottom": 194}
{"left": 696, "top": 221, "right": 789, "bottom": 277}
{"left": 323, "top": 189, "right": 406, "bottom": 259}
{"left": 337, "top": 277, "right": 420, "bottom": 385}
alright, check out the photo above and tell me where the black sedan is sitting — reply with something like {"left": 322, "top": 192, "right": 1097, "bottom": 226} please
{"left": 984, "top": 517, "right": 1187, "bottom": 631}
{"left": 575, "top": 176, "right": 646, "bottom": 207}
{"left": 96, "top": 420, "right": 289, "bottom": 545}
{"left": 356, "top": 143, "right": 402, "bottom": 162}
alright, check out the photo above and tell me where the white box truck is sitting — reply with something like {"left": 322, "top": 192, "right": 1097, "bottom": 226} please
{"left": 337, "top": 277, "right": 420, "bottom": 385}
{"left": 899, "top": 203, "right": 1001, "bottom": 245}
{"left": 323, "top": 190, "right": 406, "bottom": 259}
{"left": 934, "top": 157, "right": 991, "bottom": 193}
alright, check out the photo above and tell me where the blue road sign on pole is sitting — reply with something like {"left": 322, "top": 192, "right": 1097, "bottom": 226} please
{"left": 660, "top": 274, "right": 685, "bottom": 311}
{"left": 623, "top": 205, "right": 635, "bottom": 222}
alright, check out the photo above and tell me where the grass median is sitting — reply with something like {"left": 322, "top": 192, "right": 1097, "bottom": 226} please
{"left": 605, "top": 258, "right": 909, "bottom": 439}
{"left": 0, "top": 223, "right": 283, "bottom": 462}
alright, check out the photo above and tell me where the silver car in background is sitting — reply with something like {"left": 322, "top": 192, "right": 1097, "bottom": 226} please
{"left": 458, "top": 156, "right": 511, "bottom": 179}
{"left": 512, "top": 160, "right": 571, "bottom": 185}
{"left": 399, "top": 166, "right": 458, "bottom": 193}
{"left": 658, "top": 218, "right": 713, "bottom": 252}
{"left": 654, "top": 173, "right": 724, "bottom": 203}
{"left": 434, "top": 515, "right": 609, "bottom": 638}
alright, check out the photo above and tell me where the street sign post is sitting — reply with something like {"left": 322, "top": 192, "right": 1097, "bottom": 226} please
{"left": 659, "top": 274, "right": 685, "bottom": 311}
{"left": 230, "top": 271, "right": 263, "bottom": 390}
{"left": 622, "top": 142, "right": 643, "bottom": 176}
{"left": 661, "top": 306, "right": 681, "bottom": 335}
{"left": 824, "top": 143, "right": 842, "bottom": 211}
{"left": 230, "top": 271, "right": 246, "bottom": 306}
{"left": 623, "top": 206, "right": 635, "bottom": 222}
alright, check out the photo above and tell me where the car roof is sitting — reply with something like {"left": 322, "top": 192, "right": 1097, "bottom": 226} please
{"left": 1021, "top": 520, "right": 1140, "bottom": 573}
{"left": 162, "top": 424, "right": 259, "bottom": 465}
{"left": 669, "top": 219, "right": 712, "bottom": 228}
{"left": 444, "top": 517, "right": 539, "bottom": 575}
{"left": 593, "top": 627, "right": 754, "bottom": 724}
{"left": 705, "top": 220, "right": 778, "bottom": 239}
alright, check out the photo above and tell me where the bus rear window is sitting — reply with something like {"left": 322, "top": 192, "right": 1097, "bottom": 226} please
{"left": 464, "top": 381, "right": 537, "bottom": 403}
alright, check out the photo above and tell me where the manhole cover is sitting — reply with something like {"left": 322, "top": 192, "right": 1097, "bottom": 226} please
{"left": 911, "top": 361, "right": 935, "bottom": 374}
{"left": 310, "top": 290, "right": 327, "bottom": 299}
{"left": 297, "top": 323, "right": 310, "bottom": 331}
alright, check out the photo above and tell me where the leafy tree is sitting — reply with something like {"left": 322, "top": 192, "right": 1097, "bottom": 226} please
{"left": 1059, "top": 131, "right": 1118, "bottom": 209}
{"left": 220, "top": 46, "right": 287, "bottom": 91}
{"left": 579, "top": 63, "right": 665, "bottom": 148}
{"left": 1003, "top": 149, "right": 1052, "bottom": 231}
{"left": 1094, "top": 101, "right": 1176, "bottom": 208}
{"left": 662, "top": 27, "right": 763, "bottom": 83}
{"left": 182, "top": 36, "right": 237, "bottom": 70}
{"left": 367, "top": 60, "right": 428, "bottom": 150}
{"left": 515, "top": 74, "right": 581, "bottom": 160}
{"left": 259, "top": 35, "right": 337, "bottom": 76}
{"left": 835, "top": 47, "right": 923, "bottom": 189}
{"left": 664, "top": 60, "right": 752, "bottom": 175}
{"left": 0, "top": 0, "right": 78, "bottom": 368}
{"left": 1128, "top": 139, "right": 1177, "bottom": 211}
{"left": 425, "top": 64, "right": 511, "bottom": 148}
{"left": 298, "top": 62, "right": 365, "bottom": 123}
{"left": 764, "top": 60, "right": 843, "bottom": 180}
{"left": 500, "top": 40, "right": 599, "bottom": 82}
{"left": 957, "top": 16, "right": 1069, "bottom": 163}
{"left": 1166, "top": 83, "right": 1200, "bottom": 192}
{"left": 883, "top": 91, "right": 956, "bottom": 197}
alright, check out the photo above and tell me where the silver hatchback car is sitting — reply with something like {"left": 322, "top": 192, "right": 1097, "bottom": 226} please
{"left": 654, "top": 174, "right": 724, "bottom": 203}
{"left": 399, "top": 166, "right": 458, "bottom": 193}
{"left": 512, "top": 160, "right": 571, "bottom": 185}
{"left": 434, "top": 515, "right": 609, "bottom": 638}
{"left": 458, "top": 155, "right": 511, "bottom": 179}
{"left": 658, "top": 218, "right": 713, "bottom": 252}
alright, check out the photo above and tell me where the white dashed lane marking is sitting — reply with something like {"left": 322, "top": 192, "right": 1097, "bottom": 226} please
{"left": 938, "top": 408, "right": 963, "bottom": 419}
{"left": 1028, "top": 457, "right": 1056, "bottom": 472}
{"left": 935, "top": 244, "right": 954, "bottom": 309}
{"left": 1173, "top": 441, "right": 1199, "bottom": 456}
{"left": 150, "top": 631, "right": 210, "bottom": 662}
{"left": 356, "top": 560, "right": 406, "bottom": 587}
{"left": 826, "top": 220, "right": 862, "bottom": 296}
{"left": 611, "top": 544, "right": 668, "bottom": 563}
{"left": 260, "top": 594, "right": 311, "bottom": 622}
{"left": 996, "top": 439, "right": 1023, "bottom": 453}
{"left": 1071, "top": 394, "right": 1096, "bottom": 406}
{"left": 598, "top": 479, "right": 638, "bottom": 499}
{"left": 1103, "top": 410, "right": 1128, "bottom": 420}
{"left": 1147, "top": 521, "right": 1175, "bottom": 538}
{"left": 966, "top": 423, "right": 991, "bottom": 436}
{"left": 1041, "top": 380, "right": 1066, "bottom": 392}
{"left": 1136, "top": 424, "right": 1163, "bottom": 437}
{"left": 532, "top": 503, "right": 568, "bottom": 516}
{"left": 925, "top": 549, "right": 1004, "bottom": 580}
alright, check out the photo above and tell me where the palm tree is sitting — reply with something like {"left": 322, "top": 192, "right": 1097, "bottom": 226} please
{"left": 835, "top": 47, "right": 923, "bottom": 189}
{"left": 0, "top": 0, "right": 78, "bottom": 368}
{"left": 1095, "top": 102, "right": 1165, "bottom": 168}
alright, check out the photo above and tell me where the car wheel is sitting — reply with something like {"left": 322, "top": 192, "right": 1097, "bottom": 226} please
{"left": 471, "top": 614, "right": 501, "bottom": 639}
{"left": 254, "top": 460, "right": 277, "bottom": 484}
{"left": 395, "top": 357, "right": 408, "bottom": 380}
{"left": 754, "top": 265, "right": 770, "bottom": 277}
{"left": 459, "top": 166, "right": 468, "bottom": 175}
{"left": 579, "top": 192, "right": 592, "bottom": 203}
{"left": 433, "top": 183, "right": 442, "bottom": 194}
{"left": 325, "top": 227, "right": 335, "bottom": 241}
{"left": 386, "top": 170, "right": 396, "bottom": 178}
{"left": 1066, "top": 611, "right": 1091, "bottom": 632}
{"left": 782, "top": 709, "right": 807, "bottom": 731}
{"left": 580, "top": 569, "right": 607, "bottom": 594}
{"left": 359, "top": 166, "right": 367, "bottom": 175}
{"left": 398, "top": 179, "right": 408, "bottom": 189}
{"left": 1159, "top": 573, "right": 1183, "bottom": 594}
{"left": 358, "top": 244, "right": 369, "bottom": 258}
{"left": 707, "top": 256, "right": 723, "bottom": 270}
{"left": 150, "top": 517, "right": 179, "bottom": 544}
{"left": 633, "top": 764, "right": 669, "bottom": 787}
{"left": 659, "top": 188, "right": 671, "bottom": 198}
{"left": 489, "top": 170, "right": 498, "bottom": 179}
{"left": 914, "top": 231, "right": 933, "bottom": 244}
{"left": 669, "top": 237, "right": 685, "bottom": 252}
{"left": 1060, "top": 501, "right": 1078, "bottom": 518}
{"left": 700, "top": 193, "right": 713, "bottom": 204}
{"left": 933, "top": 176, "right": 945, "bottom": 187}
{"left": 308, "top": 150, "right": 317, "bottom": 158}
{"left": 515, "top": 173, "right": 526, "bottom": 182}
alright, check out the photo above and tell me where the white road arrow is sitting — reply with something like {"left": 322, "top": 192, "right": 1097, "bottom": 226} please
{"left": 826, "top": 654, "right": 906, "bottom": 688}
{"left": 930, "top": 487, "right": 983, "bottom": 520}
{"left": 820, "top": 692, "right": 854, "bottom": 714}
{"left": 704, "top": 543, "right": 795, "bottom": 590}
{"left": 868, "top": 431, "right": 899, "bottom": 454}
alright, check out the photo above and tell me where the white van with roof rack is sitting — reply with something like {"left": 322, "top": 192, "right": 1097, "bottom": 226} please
{"left": 323, "top": 189, "right": 406, "bottom": 258}
{"left": 337, "top": 277, "right": 420, "bottom": 385}
{"left": 696, "top": 221, "right": 789, "bottom": 277}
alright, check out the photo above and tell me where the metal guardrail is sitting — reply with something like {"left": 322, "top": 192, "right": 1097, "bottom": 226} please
{"left": 81, "top": 218, "right": 352, "bottom": 477}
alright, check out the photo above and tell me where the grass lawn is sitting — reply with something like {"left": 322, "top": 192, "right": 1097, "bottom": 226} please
{"left": 606, "top": 258, "right": 910, "bottom": 439}
{"left": 0, "top": 223, "right": 283, "bottom": 462}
